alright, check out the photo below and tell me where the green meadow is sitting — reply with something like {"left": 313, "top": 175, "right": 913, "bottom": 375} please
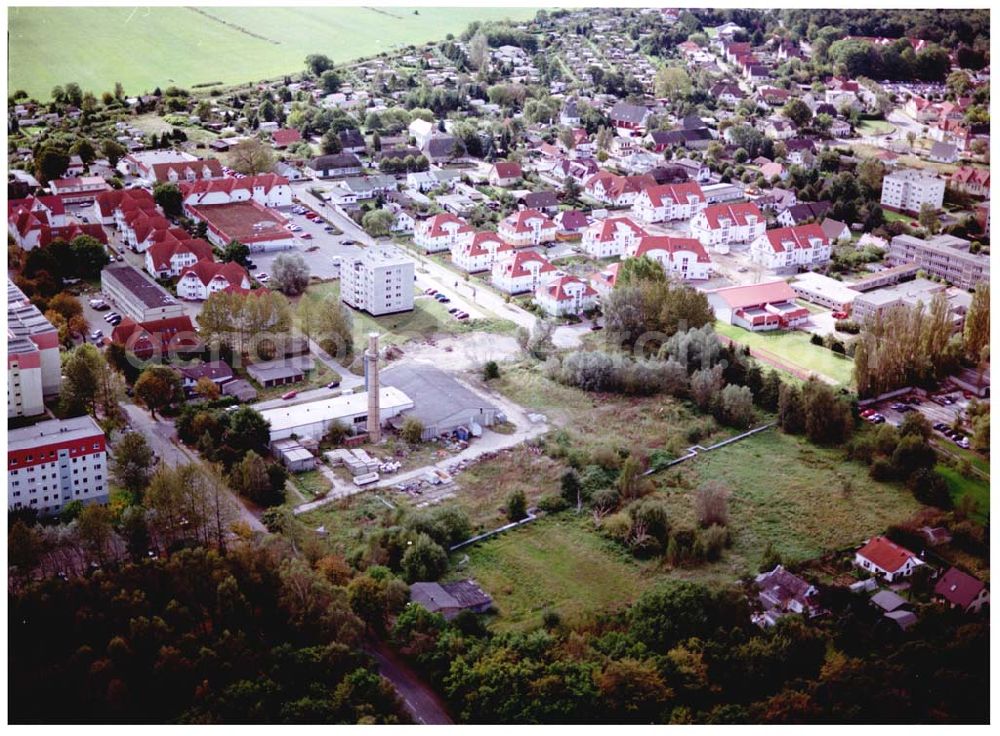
{"left": 8, "top": 6, "right": 539, "bottom": 98}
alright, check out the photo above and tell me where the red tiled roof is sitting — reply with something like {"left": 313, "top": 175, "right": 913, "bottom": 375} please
{"left": 492, "top": 161, "right": 522, "bottom": 179}
{"left": 588, "top": 216, "right": 646, "bottom": 242}
{"left": 146, "top": 237, "right": 214, "bottom": 271}
{"left": 634, "top": 235, "right": 710, "bottom": 263}
{"left": 951, "top": 166, "right": 989, "bottom": 187}
{"left": 763, "top": 224, "right": 829, "bottom": 253}
{"left": 934, "top": 567, "right": 986, "bottom": 608}
{"left": 271, "top": 128, "right": 303, "bottom": 147}
{"left": 463, "top": 231, "right": 513, "bottom": 257}
{"left": 38, "top": 223, "right": 108, "bottom": 248}
{"left": 111, "top": 315, "right": 200, "bottom": 355}
{"left": 94, "top": 189, "right": 155, "bottom": 217}
{"left": 150, "top": 158, "right": 223, "bottom": 182}
{"left": 179, "top": 173, "right": 289, "bottom": 202}
{"left": 419, "top": 213, "right": 474, "bottom": 238}
{"left": 8, "top": 195, "right": 65, "bottom": 219}
{"left": 543, "top": 274, "right": 597, "bottom": 302}
{"left": 500, "top": 250, "right": 556, "bottom": 278}
{"left": 856, "top": 536, "right": 919, "bottom": 574}
{"left": 708, "top": 279, "right": 798, "bottom": 310}
{"left": 700, "top": 202, "right": 764, "bottom": 229}
{"left": 501, "top": 208, "right": 556, "bottom": 234}
{"left": 641, "top": 182, "right": 705, "bottom": 208}
{"left": 178, "top": 260, "right": 249, "bottom": 287}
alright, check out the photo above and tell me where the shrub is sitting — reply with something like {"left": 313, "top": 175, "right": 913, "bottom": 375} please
{"left": 538, "top": 493, "right": 570, "bottom": 513}
{"left": 695, "top": 481, "right": 730, "bottom": 528}
{"left": 600, "top": 511, "right": 632, "bottom": 541}
{"left": 810, "top": 333, "right": 824, "bottom": 345}
{"left": 483, "top": 360, "right": 500, "bottom": 380}
{"left": 400, "top": 533, "right": 449, "bottom": 582}
{"left": 506, "top": 489, "right": 528, "bottom": 522}
{"left": 401, "top": 416, "right": 425, "bottom": 444}
{"left": 869, "top": 457, "right": 895, "bottom": 481}
{"left": 591, "top": 487, "right": 621, "bottom": 514}
{"left": 700, "top": 524, "right": 730, "bottom": 561}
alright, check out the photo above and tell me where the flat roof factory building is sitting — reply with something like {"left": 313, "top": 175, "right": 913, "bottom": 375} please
{"left": 257, "top": 387, "right": 414, "bottom": 443}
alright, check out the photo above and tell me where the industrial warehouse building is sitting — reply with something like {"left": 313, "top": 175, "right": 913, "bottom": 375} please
{"left": 257, "top": 387, "right": 414, "bottom": 443}
{"left": 381, "top": 363, "right": 501, "bottom": 440}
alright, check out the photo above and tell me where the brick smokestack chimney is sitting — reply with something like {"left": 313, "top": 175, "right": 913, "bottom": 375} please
{"left": 365, "top": 332, "right": 381, "bottom": 443}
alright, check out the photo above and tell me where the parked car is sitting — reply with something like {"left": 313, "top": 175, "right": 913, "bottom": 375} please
{"left": 257, "top": 273, "right": 270, "bottom": 282}
{"left": 342, "top": 240, "right": 357, "bottom": 245}
{"left": 90, "top": 330, "right": 103, "bottom": 340}
{"left": 425, "top": 288, "right": 437, "bottom": 295}
{"left": 300, "top": 233, "right": 313, "bottom": 240}
{"left": 104, "top": 312, "right": 120, "bottom": 322}
{"left": 933, "top": 423, "right": 948, "bottom": 431}
{"left": 869, "top": 414, "right": 885, "bottom": 424}
{"left": 436, "top": 295, "right": 450, "bottom": 303}
{"left": 448, "top": 307, "right": 459, "bottom": 314}
{"left": 246, "top": 260, "right": 258, "bottom": 270}
{"left": 324, "top": 225, "right": 336, "bottom": 233}
{"left": 108, "top": 316, "right": 122, "bottom": 327}
{"left": 326, "top": 380, "right": 341, "bottom": 389}
{"left": 115, "top": 254, "right": 124, "bottom": 261}
{"left": 281, "top": 390, "right": 298, "bottom": 400}
{"left": 832, "top": 311, "right": 848, "bottom": 320}
{"left": 860, "top": 408, "right": 876, "bottom": 418}
{"left": 956, "top": 437, "right": 971, "bottom": 449}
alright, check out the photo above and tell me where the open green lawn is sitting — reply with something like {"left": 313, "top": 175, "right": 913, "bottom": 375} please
{"left": 8, "top": 6, "right": 539, "bottom": 98}
{"left": 715, "top": 321, "right": 855, "bottom": 387}
{"left": 936, "top": 463, "right": 990, "bottom": 519}
{"left": 857, "top": 119, "right": 895, "bottom": 136}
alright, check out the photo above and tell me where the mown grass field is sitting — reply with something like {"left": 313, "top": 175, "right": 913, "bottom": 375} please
{"left": 8, "top": 6, "right": 539, "bottom": 98}
{"left": 714, "top": 321, "right": 855, "bottom": 387}
{"left": 936, "top": 463, "right": 990, "bottom": 519}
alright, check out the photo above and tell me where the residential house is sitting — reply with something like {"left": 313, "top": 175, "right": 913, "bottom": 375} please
{"left": 631, "top": 182, "right": 706, "bottom": 223}
{"left": 934, "top": 567, "right": 989, "bottom": 614}
{"left": 559, "top": 98, "right": 581, "bottom": 126}
{"left": 178, "top": 361, "right": 234, "bottom": 394}
{"left": 110, "top": 315, "right": 200, "bottom": 359}
{"left": 750, "top": 224, "right": 832, "bottom": 270}
{"left": 710, "top": 82, "right": 745, "bottom": 105}
{"left": 625, "top": 236, "right": 712, "bottom": 280}
{"left": 488, "top": 161, "right": 523, "bottom": 187}
{"left": 949, "top": 166, "right": 990, "bottom": 198}
{"left": 554, "top": 209, "right": 591, "bottom": 236}
{"left": 609, "top": 102, "right": 653, "bottom": 136}
{"left": 408, "top": 118, "right": 435, "bottom": 149}
{"left": 854, "top": 536, "right": 924, "bottom": 582}
{"left": 422, "top": 135, "right": 465, "bottom": 163}
{"left": 338, "top": 128, "right": 367, "bottom": 154}
{"left": 497, "top": 209, "right": 558, "bottom": 247}
{"left": 413, "top": 213, "right": 475, "bottom": 253}
{"left": 451, "top": 231, "right": 513, "bottom": 273}
{"left": 690, "top": 203, "right": 766, "bottom": 253}
{"left": 777, "top": 200, "right": 832, "bottom": 227}
{"left": 409, "top": 580, "right": 493, "bottom": 621}
{"left": 581, "top": 217, "right": 647, "bottom": 258}
{"left": 784, "top": 138, "right": 817, "bottom": 166}
{"left": 521, "top": 191, "right": 560, "bottom": 213}
{"left": 305, "top": 153, "right": 363, "bottom": 179}
{"left": 178, "top": 174, "right": 292, "bottom": 209}
{"left": 92, "top": 188, "right": 155, "bottom": 226}
{"left": 144, "top": 237, "right": 214, "bottom": 279}
{"left": 584, "top": 172, "right": 656, "bottom": 207}
{"left": 535, "top": 275, "right": 598, "bottom": 317}
{"left": 149, "top": 158, "right": 224, "bottom": 184}
{"left": 271, "top": 128, "right": 303, "bottom": 149}
{"left": 48, "top": 176, "right": 111, "bottom": 204}
{"left": 176, "top": 261, "right": 251, "bottom": 301}
{"left": 928, "top": 141, "right": 959, "bottom": 164}
{"left": 821, "top": 217, "right": 852, "bottom": 243}
{"left": 492, "top": 250, "right": 557, "bottom": 294}
{"left": 752, "top": 565, "right": 822, "bottom": 627}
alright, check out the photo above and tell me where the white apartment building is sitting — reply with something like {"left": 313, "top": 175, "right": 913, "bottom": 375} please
{"left": 451, "top": 232, "right": 513, "bottom": 273}
{"left": 340, "top": 246, "right": 415, "bottom": 315}
{"left": 690, "top": 203, "right": 766, "bottom": 254}
{"left": 581, "top": 217, "right": 647, "bottom": 259}
{"left": 492, "top": 251, "right": 557, "bottom": 294}
{"left": 497, "top": 209, "right": 558, "bottom": 247}
{"left": 887, "top": 234, "right": 990, "bottom": 290}
{"left": 749, "top": 224, "right": 832, "bottom": 271}
{"left": 8, "top": 279, "right": 61, "bottom": 418}
{"left": 535, "top": 275, "right": 599, "bottom": 317}
{"left": 8, "top": 415, "right": 109, "bottom": 515}
{"left": 625, "top": 236, "right": 712, "bottom": 281}
{"left": 880, "top": 169, "right": 945, "bottom": 214}
{"left": 414, "top": 213, "right": 475, "bottom": 253}
{"left": 631, "top": 182, "right": 707, "bottom": 224}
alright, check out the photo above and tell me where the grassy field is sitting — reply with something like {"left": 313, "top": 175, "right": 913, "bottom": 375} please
{"left": 8, "top": 6, "right": 539, "bottom": 98}
{"left": 714, "top": 321, "right": 855, "bottom": 387}
{"left": 936, "top": 463, "right": 990, "bottom": 518}
{"left": 857, "top": 119, "right": 895, "bottom": 136}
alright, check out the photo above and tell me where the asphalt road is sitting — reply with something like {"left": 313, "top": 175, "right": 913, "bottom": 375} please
{"left": 367, "top": 639, "right": 453, "bottom": 725}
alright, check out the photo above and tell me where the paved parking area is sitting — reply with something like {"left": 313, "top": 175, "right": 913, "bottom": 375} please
{"left": 257, "top": 205, "right": 367, "bottom": 282}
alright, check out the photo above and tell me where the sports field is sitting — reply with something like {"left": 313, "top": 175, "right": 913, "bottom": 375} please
{"left": 8, "top": 6, "right": 539, "bottom": 98}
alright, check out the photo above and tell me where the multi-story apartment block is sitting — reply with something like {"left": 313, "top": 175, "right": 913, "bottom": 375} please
{"left": 8, "top": 415, "right": 109, "bottom": 515}
{"left": 631, "top": 182, "right": 707, "bottom": 224}
{"left": 887, "top": 234, "right": 989, "bottom": 290}
{"left": 497, "top": 209, "right": 558, "bottom": 247}
{"left": 624, "top": 236, "right": 712, "bottom": 281}
{"left": 492, "top": 251, "right": 557, "bottom": 294}
{"left": 100, "top": 263, "right": 186, "bottom": 323}
{"left": 749, "top": 224, "right": 832, "bottom": 271}
{"left": 414, "top": 213, "right": 475, "bottom": 253}
{"left": 8, "top": 279, "right": 61, "bottom": 418}
{"left": 340, "top": 247, "right": 415, "bottom": 316}
{"left": 690, "top": 203, "right": 766, "bottom": 254}
{"left": 880, "top": 169, "right": 945, "bottom": 214}
{"left": 581, "top": 217, "right": 647, "bottom": 259}
{"left": 451, "top": 231, "right": 513, "bottom": 273}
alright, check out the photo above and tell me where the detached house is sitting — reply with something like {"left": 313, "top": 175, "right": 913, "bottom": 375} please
{"left": 488, "top": 161, "right": 523, "bottom": 187}
{"left": 305, "top": 153, "right": 363, "bottom": 179}
{"left": 492, "top": 250, "right": 557, "bottom": 294}
{"left": 934, "top": 567, "right": 989, "bottom": 614}
{"left": 581, "top": 217, "right": 647, "bottom": 259}
{"left": 584, "top": 172, "right": 656, "bottom": 207}
{"left": 625, "top": 236, "right": 711, "bottom": 281}
{"left": 497, "top": 209, "right": 558, "bottom": 247}
{"left": 854, "top": 536, "right": 924, "bottom": 582}
{"left": 750, "top": 224, "right": 832, "bottom": 270}
{"left": 690, "top": 203, "right": 766, "bottom": 253}
{"left": 451, "top": 231, "right": 513, "bottom": 273}
{"left": 609, "top": 102, "right": 653, "bottom": 136}
{"left": 176, "top": 261, "right": 251, "bottom": 301}
{"left": 414, "top": 213, "right": 474, "bottom": 253}
{"left": 752, "top": 565, "right": 823, "bottom": 627}
{"left": 631, "top": 182, "right": 706, "bottom": 223}
{"left": 776, "top": 200, "right": 831, "bottom": 227}
{"left": 950, "top": 166, "right": 990, "bottom": 198}
{"left": 535, "top": 275, "right": 598, "bottom": 317}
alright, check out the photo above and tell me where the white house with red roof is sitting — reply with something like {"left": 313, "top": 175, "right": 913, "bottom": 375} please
{"left": 631, "top": 182, "right": 707, "bottom": 223}
{"left": 92, "top": 189, "right": 156, "bottom": 226}
{"left": 487, "top": 161, "right": 523, "bottom": 187}
{"left": 625, "top": 236, "right": 711, "bottom": 281}
{"left": 584, "top": 172, "right": 656, "bottom": 206}
{"left": 854, "top": 536, "right": 924, "bottom": 582}
{"left": 121, "top": 210, "right": 173, "bottom": 253}
{"left": 271, "top": 128, "right": 303, "bottom": 149}
{"left": 451, "top": 231, "right": 513, "bottom": 273}
{"left": 934, "top": 567, "right": 989, "bottom": 614}
{"left": 48, "top": 176, "right": 111, "bottom": 204}
{"left": 750, "top": 224, "right": 832, "bottom": 270}
{"left": 581, "top": 217, "right": 647, "bottom": 258}
{"left": 535, "top": 275, "right": 598, "bottom": 317}
{"left": 113, "top": 192, "right": 160, "bottom": 231}
{"left": 179, "top": 174, "right": 292, "bottom": 209}
{"left": 492, "top": 251, "right": 557, "bottom": 294}
{"left": 588, "top": 262, "right": 620, "bottom": 296}
{"left": 690, "top": 203, "right": 766, "bottom": 253}
{"left": 706, "top": 280, "right": 810, "bottom": 332}
{"left": 144, "top": 237, "right": 215, "bottom": 279}
{"left": 149, "top": 158, "right": 224, "bottom": 184}
{"left": 497, "top": 209, "right": 558, "bottom": 247}
{"left": 176, "top": 261, "right": 251, "bottom": 301}
{"left": 949, "top": 166, "right": 990, "bottom": 198}
{"left": 414, "top": 213, "right": 475, "bottom": 253}
{"left": 8, "top": 195, "right": 67, "bottom": 249}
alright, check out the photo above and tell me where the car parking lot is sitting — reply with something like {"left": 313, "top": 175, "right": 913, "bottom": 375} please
{"left": 258, "top": 204, "right": 367, "bottom": 281}
{"left": 863, "top": 390, "right": 978, "bottom": 449}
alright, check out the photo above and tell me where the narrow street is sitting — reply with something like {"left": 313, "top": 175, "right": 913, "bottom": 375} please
{"left": 366, "top": 640, "right": 453, "bottom": 725}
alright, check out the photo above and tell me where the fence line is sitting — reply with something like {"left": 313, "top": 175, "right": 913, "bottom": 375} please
{"left": 449, "top": 512, "right": 538, "bottom": 552}
{"left": 644, "top": 421, "right": 777, "bottom": 475}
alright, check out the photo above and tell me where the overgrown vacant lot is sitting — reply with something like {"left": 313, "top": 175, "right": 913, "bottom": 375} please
{"left": 8, "top": 6, "right": 537, "bottom": 97}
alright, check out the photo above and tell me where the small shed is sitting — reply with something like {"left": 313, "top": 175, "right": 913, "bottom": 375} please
{"left": 409, "top": 580, "right": 493, "bottom": 620}
{"left": 272, "top": 438, "right": 317, "bottom": 472}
